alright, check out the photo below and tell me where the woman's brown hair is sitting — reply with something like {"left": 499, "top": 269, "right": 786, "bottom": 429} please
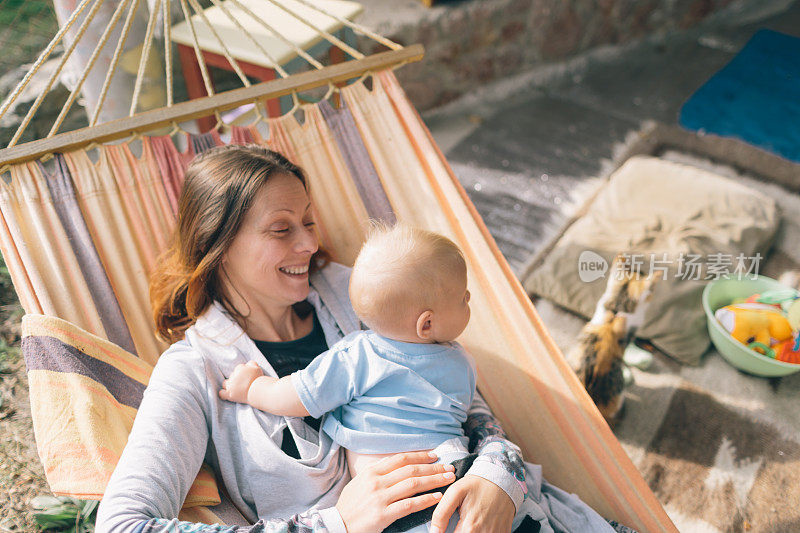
{"left": 150, "top": 144, "right": 326, "bottom": 343}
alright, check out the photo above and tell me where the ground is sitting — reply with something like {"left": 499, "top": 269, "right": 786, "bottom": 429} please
{"left": 1, "top": 0, "right": 800, "bottom": 531}
{"left": 0, "top": 264, "right": 47, "bottom": 532}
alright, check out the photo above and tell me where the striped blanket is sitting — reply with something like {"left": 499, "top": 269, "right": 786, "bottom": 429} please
{"left": 21, "top": 314, "right": 220, "bottom": 507}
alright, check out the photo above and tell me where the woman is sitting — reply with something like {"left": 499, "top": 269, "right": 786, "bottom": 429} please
{"left": 96, "top": 145, "right": 524, "bottom": 533}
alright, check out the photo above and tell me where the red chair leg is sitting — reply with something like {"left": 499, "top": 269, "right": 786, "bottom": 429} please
{"left": 329, "top": 45, "right": 346, "bottom": 108}
{"left": 177, "top": 44, "right": 217, "bottom": 132}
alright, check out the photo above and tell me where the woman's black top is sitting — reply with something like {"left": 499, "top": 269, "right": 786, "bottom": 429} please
{"left": 252, "top": 304, "right": 327, "bottom": 459}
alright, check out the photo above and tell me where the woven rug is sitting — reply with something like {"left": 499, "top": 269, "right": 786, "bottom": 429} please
{"left": 530, "top": 151, "right": 800, "bottom": 532}
{"left": 612, "top": 353, "right": 800, "bottom": 533}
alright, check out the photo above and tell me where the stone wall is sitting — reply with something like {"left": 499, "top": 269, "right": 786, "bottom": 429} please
{"left": 359, "top": 0, "right": 735, "bottom": 111}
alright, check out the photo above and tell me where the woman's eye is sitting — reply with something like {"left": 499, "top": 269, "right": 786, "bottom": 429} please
{"left": 272, "top": 228, "right": 290, "bottom": 234}
{"left": 304, "top": 221, "right": 316, "bottom": 227}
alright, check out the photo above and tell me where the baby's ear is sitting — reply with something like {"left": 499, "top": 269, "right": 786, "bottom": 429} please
{"left": 416, "top": 310, "right": 434, "bottom": 340}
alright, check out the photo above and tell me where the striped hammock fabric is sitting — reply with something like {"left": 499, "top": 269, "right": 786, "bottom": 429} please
{"left": 21, "top": 314, "right": 220, "bottom": 508}
{"left": 0, "top": 70, "right": 676, "bottom": 532}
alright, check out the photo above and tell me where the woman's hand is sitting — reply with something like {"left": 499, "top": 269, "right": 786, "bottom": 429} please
{"left": 336, "top": 451, "right": 457, "bottom": 533}
{"left": 219, "top": 361, "right": 265, "bottom": 404}
{"left": 430, "top": 474, "right": 515, "bottom": 533}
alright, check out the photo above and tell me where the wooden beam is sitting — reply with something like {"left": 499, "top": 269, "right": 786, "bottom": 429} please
{"left": 0, "top": 45, "right": 424, "bottom": 167}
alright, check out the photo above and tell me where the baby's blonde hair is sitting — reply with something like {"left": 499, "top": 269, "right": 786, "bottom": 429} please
{"left": 349, "top": 223, "right": 466, "bottom": 333}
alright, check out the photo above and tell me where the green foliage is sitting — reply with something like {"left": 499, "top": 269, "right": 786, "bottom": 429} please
{"left": 0, "top": 1, "right": 52, "bottom": 25}
{"left": 31, "top": 495, "right": 98, "bottom": 532}
{"left": 0, "top": 0, "right": 58, "bottom": 77}
{"left": 0, "top": 337, "right": 19, "bottom": 373}
{"left": 0, "top": 253, "right": 12, "bottom": 289}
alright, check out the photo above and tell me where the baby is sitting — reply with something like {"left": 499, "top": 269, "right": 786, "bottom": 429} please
{"left": 219, "top": 223, "right": 476, "bottom": 476}
{"left": 218, "top": 224, "right": 617, "bottom": 533}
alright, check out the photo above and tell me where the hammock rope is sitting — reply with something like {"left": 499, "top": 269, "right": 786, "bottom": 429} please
{"left": 90, "top": 0, "right": 142, "bottom": 126}
{"left": 8, "top": 0, "right": 108, "bottom": 148}
{"left": 207, "top": 0, "right": 296, "bottom": 77}
{"left": 290, "top": 0, "right": 402, "bottom": 51}
{"left": 48, "top": 0, "right": 135, "bottom": 137}
{"left": 0, "top": 0, "right": 94, "bottom": 124}
{"left": 2, "top": 0, "right": 398, "bottom": 155}
{"left": 0, "top": 45, "right": 422, "bottom": 174}
{"left": 256, "top": 0, "right": 364, "bottom": 60}
{"left": 186, "top": 0, "right": 251, "bottom": 88}
{"left": 164, "top": 0, "right": 174, "bottom": 106}
{"left": 130, "top": 0, "right": 164, "bottom": 116}
{"left": 225, "top": 0, "right": 324, "bottom": 73}
{"left": 178, "top": 0, "right": 216, "bottom": 99}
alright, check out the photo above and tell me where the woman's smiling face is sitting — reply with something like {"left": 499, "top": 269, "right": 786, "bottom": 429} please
{"left": 221, "top": 172, "right": 319, "bottom": 313}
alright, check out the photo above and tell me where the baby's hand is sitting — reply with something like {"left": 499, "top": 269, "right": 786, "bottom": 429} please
{"left": 219, "top": 361, "right": 265, "bottom": 404}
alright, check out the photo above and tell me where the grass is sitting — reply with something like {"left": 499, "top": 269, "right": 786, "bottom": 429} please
{"left": 30, "top": 496, "right": 98, "bottom": 532}
{"left": 0, "top": 291, "right": 49, "bottom": 532}
{"left": 0, "top": 1, "right": 52, "bottom": 25}
{"left": 0, "top": 249, "right": 49, "bottom": 532}
{"left": 0, "top": 1, "right": 58, "bottom": 85}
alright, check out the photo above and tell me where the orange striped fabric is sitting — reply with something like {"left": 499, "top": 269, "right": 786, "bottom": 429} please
{"left": 0, "top": 162, "right": 106, "bottom": 334}
{"left": 22, "top": 314, "right": 220, "bottom": 507}
{"left": 62, "top": 148, "right": 170, "bottom": 365}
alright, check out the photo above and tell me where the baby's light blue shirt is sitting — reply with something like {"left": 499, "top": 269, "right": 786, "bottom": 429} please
{"left": 292, "top": 330, "right": 476, "bottom": 454}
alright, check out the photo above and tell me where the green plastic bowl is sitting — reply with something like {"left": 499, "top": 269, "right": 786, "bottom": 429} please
{"left": 702, "top": 275, "right": 800, "bottom": 377}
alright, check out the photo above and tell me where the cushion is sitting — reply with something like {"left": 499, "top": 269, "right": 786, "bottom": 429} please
{"left": 522, "top": 156, "right": 780, "bottom": 365}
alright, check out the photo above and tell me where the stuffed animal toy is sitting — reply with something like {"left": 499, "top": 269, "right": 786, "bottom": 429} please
{"left": 788, "top": 299, "right": 800, "bottom": 331}
{"left": 742, "top": 289, "right": 799, "bottom": 315}
{"left": 714, "top": 303, "right": 794, "bottom": 355}
{"left": 572, "top": 255, "right": 662, "bottom": 427}
{"left": 773, "top": 333, "right": 800, "bottom": 364}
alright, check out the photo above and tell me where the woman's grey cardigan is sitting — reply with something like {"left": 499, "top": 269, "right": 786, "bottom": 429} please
{"left": 96, "top": 263, "right": 527, "bottom": 533}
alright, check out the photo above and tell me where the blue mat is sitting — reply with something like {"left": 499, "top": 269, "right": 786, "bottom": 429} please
{"left": 679, "top": 29, "right": 800, "bottom": 163}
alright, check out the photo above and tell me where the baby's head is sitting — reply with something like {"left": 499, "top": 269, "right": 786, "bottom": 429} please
{"left": 349, "top": 224, "right": 471, "bottom": 344}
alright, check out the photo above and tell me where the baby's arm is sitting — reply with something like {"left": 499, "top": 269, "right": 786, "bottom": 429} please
{"left": 218, "top": 361, "right": 310, "bottom": 417}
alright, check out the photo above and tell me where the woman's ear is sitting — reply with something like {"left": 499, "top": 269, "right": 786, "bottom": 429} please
{"left": 416, "top": 310, "right": 434, "bottom": 340}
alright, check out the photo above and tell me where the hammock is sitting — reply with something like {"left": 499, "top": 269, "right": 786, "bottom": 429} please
{"left": 0, "top": 2, "right": 676, "bottom": 531}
